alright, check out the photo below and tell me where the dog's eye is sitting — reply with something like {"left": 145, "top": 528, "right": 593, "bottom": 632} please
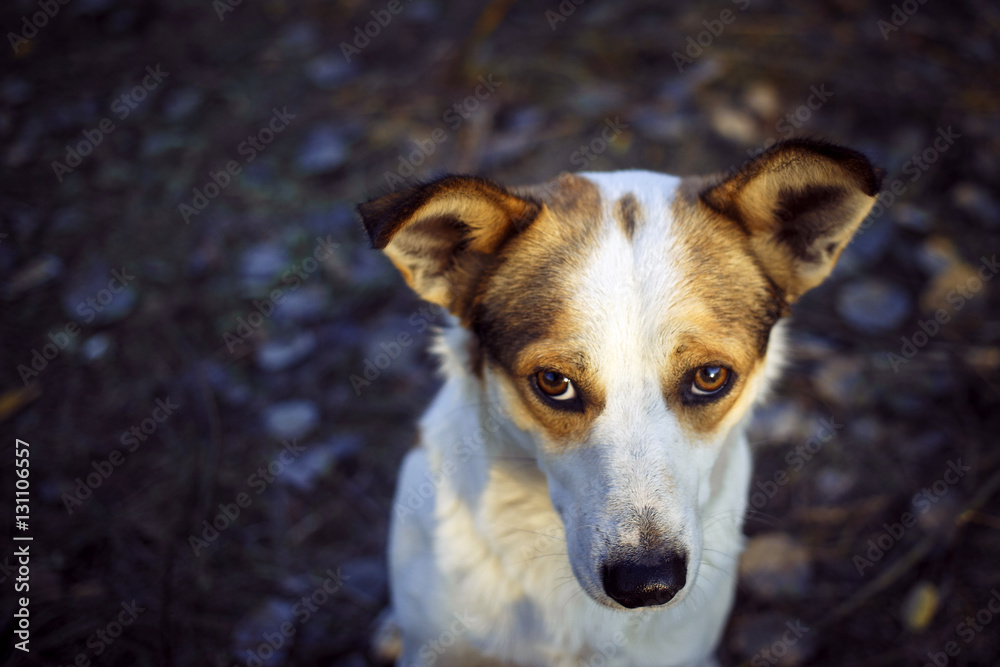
{"left": 535, "top": 370, "right": 577, "bottom": 401}
{"left": 691, "top": 366, "right": 730, "bottom": 396}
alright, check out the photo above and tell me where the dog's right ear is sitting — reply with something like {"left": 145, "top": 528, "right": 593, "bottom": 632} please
{"left": 358, "top": 175, "right": 542, "bottom": 317}
{"left": 699, "top": 139, "right": 883, "bottom": 303}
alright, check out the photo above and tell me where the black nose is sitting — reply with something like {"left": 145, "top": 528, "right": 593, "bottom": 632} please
{"left": 601, "top": 552, "right": 688, "bottom": 608}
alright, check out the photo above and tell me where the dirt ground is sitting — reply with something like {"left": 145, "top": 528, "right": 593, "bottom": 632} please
{"left": 1, "top": 0, "right": 999, "bottom": 665}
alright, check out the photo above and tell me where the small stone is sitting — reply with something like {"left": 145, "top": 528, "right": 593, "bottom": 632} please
{"left": 748, "top": 399, "right": 807, "bottom": 445}
{"left": 952, "top": 182, "right": 999, "bottom": 228}
{"left": 841, "top": 220, "right": 895, "bottom": 271}
{"left": 141, "top": 131, "right": 185, "bottom": 157}
{"left": 816, "top": 468, "right": 854, "bottom": 501}
{"left": 62, "top": 265, "right": 138, "bottom": 325}
{"left": 162, "top": 87, "right": 203, "bottom": 122}
{"left": 836, "top": 279, "right": 911, "bottom": 333}
{"left": 280, "top": 22, "right": 319, "bottom": 56}
{"left": 278, "top": 437, "right": 359, "bottom": 491}
{"left": 304, "top": 54, "right": 355, "bottom": 89}
{"left": 902, "top": 581, "right": 939, "bottom": 632}
{"left": 240, "top": 242, "right": 289, "bottom": 294}
{"left": 710, "top": 107, "right": 758, "bottom": 144}
{"left": 274, "top": 285, "right": 329, "bottom": 323}
{"left": 892, "top": 202, "right": 931, "bottom": 233}
{"left": 256, "top": 332, "right": 316, "bottom": 372}
{"left": 264, "top": 400, "right": 319, "bottom": 440}
{"left": 744, "top": 82, "right": 781, "bottom": 119}
{"left": 51, "top": 208, "right": 87, "bottom": 234}
{"left": 570, "top": 84, "right": 626, "bottom": 116}
{"left": 4, "top": 254, "right": 63, "bottom": 298}
{"left": 739, "top": 533, "right": 812, "bottom": 600}
{"left": 920, "top": 255, "right": 979, "bottom": 313}
{"left": 630, "top": 107, "right": 691, "bottom": 141}
{"left": 79, "top": 334, "right": 114, "bottom": 363}
{"left": 296, "top": 126, "right": 348, "bottom": 175}
{"left": 915, "top": 236, "right": 960, "bottom": 277}
{"left": 811, "top": 356, "right": 866, "bottom": 406}
{"left": 231, "top": 599, "right": 296, "bottom": 666}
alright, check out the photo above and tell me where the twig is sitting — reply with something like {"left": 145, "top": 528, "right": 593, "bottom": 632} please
{"left": 819, "top": 465, "right": 1000, "bottom": 628}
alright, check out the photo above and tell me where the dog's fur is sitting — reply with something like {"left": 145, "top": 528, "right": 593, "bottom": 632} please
{"left": 360, "top": 139, "right": 882, "bottom": 666}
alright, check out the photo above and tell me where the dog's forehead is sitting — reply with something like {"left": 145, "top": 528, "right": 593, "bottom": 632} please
{"left": 568, "top": 171, "right": 773, "bottom": 356}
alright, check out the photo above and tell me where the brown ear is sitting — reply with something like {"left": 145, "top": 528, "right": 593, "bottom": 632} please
{"left": 700, "top": 139, "right": 883, "bottom": 302}
{"left": 358, "top": 175, "right": 541, "bottom": 317}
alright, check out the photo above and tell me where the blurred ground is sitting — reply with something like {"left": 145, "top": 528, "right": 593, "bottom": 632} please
{"left": 1, "top": 0, "right": 999, "bottom": 665}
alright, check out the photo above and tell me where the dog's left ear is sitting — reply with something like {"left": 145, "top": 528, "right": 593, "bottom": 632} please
{"left": 358, "top": 175, "right": 541, "bottom": 317}
{"left": 701, "top": 139, "right": 883, "bottom": 302}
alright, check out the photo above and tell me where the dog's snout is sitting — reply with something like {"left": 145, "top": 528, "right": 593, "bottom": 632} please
{"left": 601, "top": 551, "right": 688, "bottom": 609}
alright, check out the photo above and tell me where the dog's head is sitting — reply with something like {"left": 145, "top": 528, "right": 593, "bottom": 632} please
{"left": 360, "top": 139, "right": 881, "bottom": 610}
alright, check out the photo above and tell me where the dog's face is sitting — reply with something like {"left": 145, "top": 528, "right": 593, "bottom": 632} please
{"left": 361, "top": 140, "right": 881, "bottom": 610}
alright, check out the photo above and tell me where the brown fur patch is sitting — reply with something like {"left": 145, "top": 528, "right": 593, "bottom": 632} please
{"left": 615, "top": 193, "right": 641, "bottom": 242}
{"left": 473, "top": 173, "right": 603, "bottom": 371}
{"left": 661, "top": 181, "right": 790, "bottom": 436}
{"left": 471, "top": 174, "right": 607, "bottom": 446}
{"left": 357, "top": 176, "right": 543, "bottom": 318}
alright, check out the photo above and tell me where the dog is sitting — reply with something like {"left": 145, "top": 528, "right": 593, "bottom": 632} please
{"left": 359, "top": 138, "right": 882, "bottom": 666}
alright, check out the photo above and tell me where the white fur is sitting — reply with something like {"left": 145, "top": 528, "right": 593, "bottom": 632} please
{"left": 385, "top": 172, "right": 787, "bottom": 666}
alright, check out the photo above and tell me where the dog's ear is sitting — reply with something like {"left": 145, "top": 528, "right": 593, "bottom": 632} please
{"left": 358, "top": 175, "right": 542, "bottom": 317}
{"left": 700, "top": 139, "right": 883, "bottom": 302}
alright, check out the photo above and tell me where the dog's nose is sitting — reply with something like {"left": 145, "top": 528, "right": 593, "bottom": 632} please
{"left": 601, "top": 552, "right": 688, "bottom": 608}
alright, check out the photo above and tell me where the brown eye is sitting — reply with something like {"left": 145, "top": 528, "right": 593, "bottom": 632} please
{"left": 692, "top": 366, "right": 729, "bottom": 396}
{"left": 535, "top": 370, "right": 576, "bottom": 401}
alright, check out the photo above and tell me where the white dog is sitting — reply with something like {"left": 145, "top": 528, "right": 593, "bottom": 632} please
{"left": 360, "top": 139, "right": 881, "bottom": 666}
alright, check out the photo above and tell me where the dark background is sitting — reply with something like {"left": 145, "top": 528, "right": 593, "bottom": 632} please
{"left": 1, "top": 0, "right": 999, "bottom": 665}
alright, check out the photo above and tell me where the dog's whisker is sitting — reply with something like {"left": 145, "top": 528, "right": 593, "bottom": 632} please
{"left": 700, "top": 547, "right": 740, "bottom": 562}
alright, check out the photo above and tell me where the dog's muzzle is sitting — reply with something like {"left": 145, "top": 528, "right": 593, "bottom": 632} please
{"left": 601, "top": 550, "right": 688, "bottom": 608}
